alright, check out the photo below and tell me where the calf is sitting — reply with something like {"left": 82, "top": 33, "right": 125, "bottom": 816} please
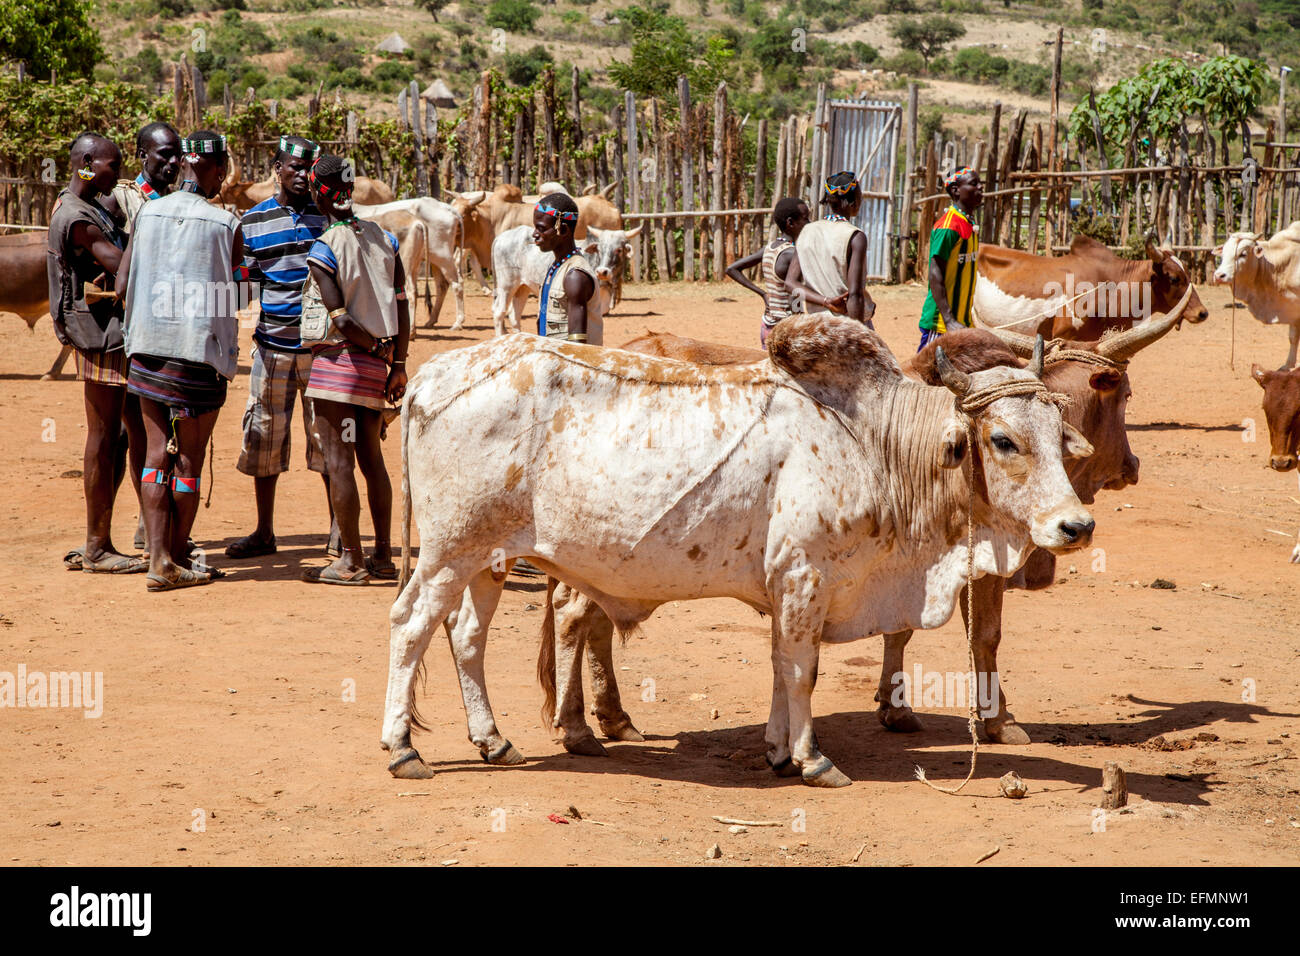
{"left": 1251, "top": 363, "right": 1300, "bottom": 562}
{"left": 489, "top": 225, "right": 613, "bottom": 338}
{"left": 355, "top": 197, "right": 464, "bottom": 329}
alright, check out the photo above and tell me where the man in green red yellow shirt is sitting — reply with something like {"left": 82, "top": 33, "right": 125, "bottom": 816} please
{"left": 918, "top": 167, "right": 984, "bottom": 350}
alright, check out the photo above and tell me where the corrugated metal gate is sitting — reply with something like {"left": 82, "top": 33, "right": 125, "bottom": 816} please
{"left": 824, "top": 99, "right": 902, "bottom": 281}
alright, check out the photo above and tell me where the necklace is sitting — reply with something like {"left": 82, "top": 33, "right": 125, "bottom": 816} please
{"left": 825, "top": 213, "right": 849, "bottom": 223}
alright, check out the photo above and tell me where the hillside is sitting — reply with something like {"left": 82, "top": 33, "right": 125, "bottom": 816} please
{"left": 88, "top": 0, "right": 1300, "bottom": 140}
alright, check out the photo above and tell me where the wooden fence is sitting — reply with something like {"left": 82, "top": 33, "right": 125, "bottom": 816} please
{"left": 7, "top": 56, "right": 1299, "bottom": 286}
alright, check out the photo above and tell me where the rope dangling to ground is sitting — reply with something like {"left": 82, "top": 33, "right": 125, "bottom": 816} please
{"left": 914, "top": 379, "right": 1067, "bottom": 795}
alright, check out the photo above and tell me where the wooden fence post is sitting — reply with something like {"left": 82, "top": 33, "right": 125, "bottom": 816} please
{"left": 679, "top": 76, "right": 695, "bottom": 282}
{"left": 626, "top": 91, "right": 642, "bottom": 282}
{"left": 899, "top": 83, "right": 918, "bottom": 282}
{"left": 753, "top": 117, "right": 768, "bottom": 256}
{"left": 982, "top": 102, "right": 1001, "bottom": 244}
{"left": 712, "top": 82, "right": 727, "bottom": 281}
{"left": 650, "top": 97, "right": 669, "bottom": 282}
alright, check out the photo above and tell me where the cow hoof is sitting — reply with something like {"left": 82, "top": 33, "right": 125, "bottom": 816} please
{"left": 388, "top": 748, "right": 436, "bottom": 779}
{"left": 598, "top": 717, "right": 644, "bottom": 742}
{"left": 563, "top": 733, "right": 608, "bottom": 757}
{"left": 482, "top": 740, "right": 526, "bottom": 765}
{"left": 985, "top": 721, "right": 1031, "bottom": 745}
{"left": 877, "top": 705, "right": 925, "bottom": 733}
{"left": 766, "top": 755, "right": 802, "bottom": 778}
{"left": 801, "top": 756, "right": 852, "bottom": 788}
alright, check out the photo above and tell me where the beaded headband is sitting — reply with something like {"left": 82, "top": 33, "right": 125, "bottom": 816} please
{"left": 945, "top": 166, "right": 976, "bottom": 190}
{"left": 279, "top": 135, "right": 319, "bottom": 160}
{"left": 822, "top": 172, "right": 859, "bottom": 197}
{"left": 537, "top": 201, "right": 578, "bottom": 222}
{"left": 181, "top": 135, "right": 227, "bottom": 156}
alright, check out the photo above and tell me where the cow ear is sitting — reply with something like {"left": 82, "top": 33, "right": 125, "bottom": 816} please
{"left": 1062, "top": 421, "right": 1094, "bottom": 460}
{"left": 584, "top": 241, "right": 599, "bottom": 254}
{"left": 940, "top": 420, "right": 967, "bottom": 469}
{"left": 1088, "top": 368, "right": 1123, "bottom": 392}
{"left": 1251, "top": 363, "right": 1268, "bottom": 386}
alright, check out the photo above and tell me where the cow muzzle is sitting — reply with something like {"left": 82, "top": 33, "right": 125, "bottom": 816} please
{"left": 1269, "top": 454, "right": 1298, "bottom": 472}
{"left": 1032, "top": 506, "right": 1096, "bottom": 554}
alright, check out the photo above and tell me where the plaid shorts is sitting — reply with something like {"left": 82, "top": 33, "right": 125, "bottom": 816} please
{"left": 74, "top": 347, "right": 128, "bottom": 387}
{"left": 236, "top": 342, "right": 325, "bottom": 477}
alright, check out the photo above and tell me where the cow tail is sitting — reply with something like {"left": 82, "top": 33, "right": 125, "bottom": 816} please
{"left": 537, "top": 577, "right": 558, "bottom": 728}
{"left": 398, "top": 400, "right": 413, "bottom": 591}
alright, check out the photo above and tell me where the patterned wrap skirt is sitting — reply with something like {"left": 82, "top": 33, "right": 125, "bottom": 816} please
{"left": 126, "top": 355, "right": 228, "bottom": 419}
{"left": 304, "top": 342, "right": 389, "bottom": 411}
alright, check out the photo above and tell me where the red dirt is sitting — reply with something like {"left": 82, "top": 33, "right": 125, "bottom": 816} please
{"left": 2, "top": 281, "right": 1297, "bottom": 866}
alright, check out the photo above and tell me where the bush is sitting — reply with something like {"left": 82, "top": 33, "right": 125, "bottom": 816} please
{"left": 919, "top": 103, "right": 948, "bottom": 143}
{"left": 124, "top": 45, "right": 165, "bottom": 85}
{"left": 503, "top": 43, "right": 553, "bottom": 84}
{"left": 260, "top": 76, "right": 306, "bottom": 99}
{"left": 371, "top": 59, "right": 416, "bottom": 92}
{"left": 883, "top": 49, "right": 926, "bottom": 74}
{"left": 1004, "top": 60, "right": 1050, "bottom": 95}
{"left": 950, "top": 45, "right": 1009, "bottom": 83}
{"left": 1082, "top": 0, "right": 1102, "bottom": 9}
{"left": 486, "top": 0, "right": 541, "bottom": 32}
{"left": 742, "top": 1, "right": 767, "bottom": 25}
{"left": 561, "top": 9, "right": 584, "bottom": 25}
{"left": 150, "top": 0, "right": 192, "bottom": 15}
{"left": 287, "top": 62, "right": 317, "bottom": 83}
{"left": 820, "top": 13, "right": 843, "bottom": 30}
{"left": 237, "top": 65, "right": 269, "bottom": 90}
{"left": 883, "top": 0, "right": 917, "bottom": 10}
{"left": 446, "top": 20, "right": 474, "bottom": 37}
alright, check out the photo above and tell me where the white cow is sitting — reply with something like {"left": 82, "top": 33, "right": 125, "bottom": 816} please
{"left": 355, "top": 198, "right": 465, "bottom": 330}
{"left": 1213, "top": 223, "right": 1300, "bottom": 369}
{"left": 489, "top": 224, "right": 641, "bottom": 337}
{"left": 382, "top": 315, "right": 1096, "bottom": 787}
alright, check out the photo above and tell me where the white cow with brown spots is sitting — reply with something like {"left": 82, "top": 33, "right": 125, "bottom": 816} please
{"left": 383, "top": 315, "right": 1096, "bottom": 787}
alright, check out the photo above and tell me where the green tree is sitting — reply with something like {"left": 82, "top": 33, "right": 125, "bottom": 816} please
{"left": 502, "top": 44, "right": 553, "bottom": 85}
{"left": 416, "top": 0, "right": 451, "bottom": 20}
{"left": 607, "top": 6, "right": 734, "bottom": 99}
{"left": 889, "top": 15, "right": 965, "bottom": 70}
{"left": 0, "top": 0, "right": 103, "bottom": 79}
{"left": 486, "top": 0, "right": 541, "bottom": 32}
{"left": 751, "top": 18, "right": 807, "bottom": 73}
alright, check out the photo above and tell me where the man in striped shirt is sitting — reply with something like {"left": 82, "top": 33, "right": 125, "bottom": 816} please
{"left": 227, "top": 135, "right": 334, "bottom": 559}
{"left": 918, "top": 167, "right": 984, "bottom": 350}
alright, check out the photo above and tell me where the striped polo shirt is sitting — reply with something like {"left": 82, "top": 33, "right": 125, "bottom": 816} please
{"left": 920, "top": 205, "right": 979, "bottom": 333}
{"left": 241, "top": 195, "right": 327, "bottom": 351}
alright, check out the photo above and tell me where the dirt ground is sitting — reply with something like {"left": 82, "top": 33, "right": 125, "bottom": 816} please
{"left": 2, "top": 279, "right": 1298, "bottom": 867}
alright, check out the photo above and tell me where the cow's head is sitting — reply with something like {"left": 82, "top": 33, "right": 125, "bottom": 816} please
{"left": 582, "top": 225, "right": 642, "bottom": 311}
{"left": 1145, "top": 236, "right": 1208, "bottom": 325}
{"left": 935, "top": 338, "right": 1096, "bottom": 554}
{"left": 1252, "top": 364, "right": 1300, "bottom": 471}
{"left": 1212, "top": 232, "right": 1262, "bottom": 286}
{"left": 986, "top": 285, "right": 1195, "bottom": 501}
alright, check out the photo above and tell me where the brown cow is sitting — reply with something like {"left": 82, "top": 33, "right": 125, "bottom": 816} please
{"left": 219, "top": 167, "right": 394, "bottom": 212}
{"left": 1251, "top": 364, "right": 1300, "bottom": 563}
{"left": 0, "top": 232, "right": 73, "bottom": 379}
{"left": 974, "top": 234, "right": 1209, "bottom": 340}
{"left": 536, "top": 290, "right": 1191, "bottom": 753}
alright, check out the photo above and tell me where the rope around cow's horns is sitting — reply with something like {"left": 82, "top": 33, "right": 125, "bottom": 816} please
{"left": 913, "top": 379, "right": 1065, "bottom": 795}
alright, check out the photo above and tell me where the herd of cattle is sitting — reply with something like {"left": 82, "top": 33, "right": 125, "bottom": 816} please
{"left": 2, "top": 172, "right": 1298, "bottom": 788}
{"left": 378, "top": 221, "right": 1299, "bottom": 787}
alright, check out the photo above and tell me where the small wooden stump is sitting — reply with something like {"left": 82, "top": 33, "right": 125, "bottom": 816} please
{"left": 1101, "top": 760, "right": 1128, "bottom": 810}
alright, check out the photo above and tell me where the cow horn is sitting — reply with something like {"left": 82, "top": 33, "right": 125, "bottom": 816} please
{"left": 601, "top": 180, "right": 619, "bottom": 199}
{"left": 986, "top": 325, "right": 1039, "bottom": 358}
{"left": 935, "top": 346, "right": 971, "bottom": 397}
{"left": 1027, "top": 335, "right": 1045, "bottom": 379}
{"left": 1094, "top": 284, "right": 1193, "bottom": 362}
